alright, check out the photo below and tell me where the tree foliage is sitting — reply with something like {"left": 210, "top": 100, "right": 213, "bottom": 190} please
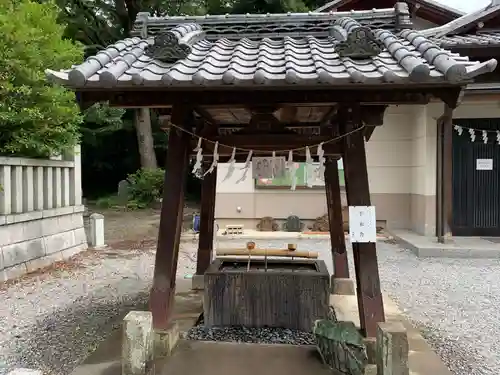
{"left": 56, "top": 0, "right": 324, "bottom": 56}
{"left": 56, "top": 0, "right": 207, "bottom": 56}
{"left": 0, "top": 0, "right": 83, "bottom": 157}
{"left": 230, "top": 0, "right": 309, "bottom": 14}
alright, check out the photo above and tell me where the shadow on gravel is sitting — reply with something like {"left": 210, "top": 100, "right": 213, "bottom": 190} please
{"left": 10, "top": 291, "right": 149, "bottom": 375}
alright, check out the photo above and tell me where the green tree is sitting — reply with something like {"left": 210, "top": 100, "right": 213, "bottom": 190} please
{"left": 0, "top": 0, "right": 83, "bottom": 157}
{"left": 230, "top": 0, "right": 309, "bottom": 13}
{"left": 55, "top": 0, "right": 208, "bottom": 170}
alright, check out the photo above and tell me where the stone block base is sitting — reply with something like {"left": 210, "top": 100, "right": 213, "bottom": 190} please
{"left": 364, "top": 364, "right": 377, "bottom": 375}
{"left": 192, "top": 274, "right": 204, "bottom": 290}
{"left": 363, "top": 337, "right": 376, "bottom": 364}
{"left": 154, "top": 322, "right": 180, "bottom": 359}
{"left": 376, "top": 322, "right": 409, "bottom": 375}
{"left": 122, "top": 311, "right": 153, "bottom": 375}
{"left": 331, "top": 277, "right": 355, "bottom": 295}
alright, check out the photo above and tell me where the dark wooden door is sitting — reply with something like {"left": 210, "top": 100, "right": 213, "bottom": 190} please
{"left": 452, "top": 118, "right": 500, "bottom": 236}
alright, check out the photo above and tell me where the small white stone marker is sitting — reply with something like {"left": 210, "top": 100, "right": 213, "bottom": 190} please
{"left": 122, "top": 311, "right": 153, "bottom": 375}
{"left": 89, "top": 213, "right": 105, "bottom": 248}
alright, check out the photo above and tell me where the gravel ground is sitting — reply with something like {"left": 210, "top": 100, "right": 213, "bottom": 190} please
{"left": 0, "top": 245, "right": 197, "bottom": 375}
{"left": 186, "top": 323, "right": 315, "bottom": 345}
{"left": 1, "top": 237, "right": 498, "bottom": 375}
{"left": 216, "top": 239, "right": 500, "bottom": 375}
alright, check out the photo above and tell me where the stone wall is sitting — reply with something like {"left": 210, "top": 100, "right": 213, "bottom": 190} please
{"left": 0, "top": 207, "right": 87, "bottom": 281}
{"left": 0, "top": 146, "right": 87, "bottom": 282}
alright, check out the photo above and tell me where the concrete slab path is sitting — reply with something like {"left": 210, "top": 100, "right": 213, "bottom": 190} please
{"left": 159, "top": 341, "right": 330, "bottom": 375}
{"left": 69, "top": 279, "right": 202, "bottom": 375}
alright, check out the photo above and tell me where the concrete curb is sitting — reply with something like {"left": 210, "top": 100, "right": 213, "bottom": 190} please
{"left": 330, "top": 293, "right": 452, "bottom": 375}
{"left": 391, "top": 231, "right": 500, "bottom": 259}
{"left": 181, "top": 232, "right": 390, "bottom": 242}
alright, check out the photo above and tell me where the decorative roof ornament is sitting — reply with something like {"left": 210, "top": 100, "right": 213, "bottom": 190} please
{"left": 335, "top": 26, "right": 383, "bottom": 59}
{"left": 394, "top": 2, "right": 412, "bottom": 31}
{"left": 145, "top": 23, "right": 205, "bottom": 63}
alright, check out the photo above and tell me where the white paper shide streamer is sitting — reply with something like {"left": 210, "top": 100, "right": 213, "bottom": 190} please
{"left": 204, "top": 141, "right": 218, "bottom": 176}
{"left": 317, "top": 142, "right": 325, "bottom": 181}
{"left": 305, "top": 146, "right": 314, "bottom": 188}
{"left": 223, "top": 148, "right": 236, "bottom": 181}
{"left": 192, "top": 138, "right": 203, "bottom": 178}
{"left": 271, "top": 151, "right": 276, "bottom": 178}
{"left": 454, "top": 124, "right": 500, "bottom": 145}
{"left": 469, "top": 128, "right": 476, "bottom": 142}
{"left": 187, "top": 124, "right": 390, "bottom": 186}
{"left": 236, "top": 150, "right": 253, "bottom": 183}
{"left": 287, "top": 150, "right": 297, "bottom": 191}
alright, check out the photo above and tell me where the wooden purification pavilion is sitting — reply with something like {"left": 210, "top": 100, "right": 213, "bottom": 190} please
{"left": 46, "top": 2, "right": 497, "bottom": 338}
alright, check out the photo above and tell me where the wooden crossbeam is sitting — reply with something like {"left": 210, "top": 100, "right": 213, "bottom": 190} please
{"left": 78, "top": 88, "right": 443, "bottom": 108}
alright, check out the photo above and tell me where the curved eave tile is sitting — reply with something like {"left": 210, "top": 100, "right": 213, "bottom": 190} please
{"left": 45, "top": 69, "right": 71, "bottom": 86}
{"left": 69, "top": 75, "right": 473, "bottom": 88}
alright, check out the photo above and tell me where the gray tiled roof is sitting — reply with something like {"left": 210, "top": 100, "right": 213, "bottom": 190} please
{"left": 131, "top": 7, "right": 405, "bottom": 40}
{"left": 46, "top": 14, "right": 498, "bottom": 89}
{"left": 433, "top": 32, "right": 500, "bottom": 48}
{"left": 420, "top": 1, "right": 500, "bottom": 47}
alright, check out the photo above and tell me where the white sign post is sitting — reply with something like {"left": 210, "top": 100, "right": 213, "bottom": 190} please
{"left": 476, "top": 159, "right": 493, "bottom": 171}
{"left": 348, "top": 206, "right": 377, "bottom": 243}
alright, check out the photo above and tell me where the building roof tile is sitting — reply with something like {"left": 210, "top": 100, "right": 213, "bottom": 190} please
{"left": 433, "top": 31, "right": 500, "bottom": 48}
{"left": 315, "top": 0, "right": 464, "bottom": 18}
{"left": 420, "top": 1, "right": 500, "bottom": 45}
{"left": 46, "top": 7, "right": 497, "bottom": 90}
{"left": 130, "top": 7, "right": 406, "bottom": 40}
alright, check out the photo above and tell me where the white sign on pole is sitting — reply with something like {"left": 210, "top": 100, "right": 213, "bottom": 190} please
{"left": 348, "top": 206, "right": 377, "bottom": 243}
{"left": 252, "top": 157, "right": 286, "bottom": 179}
{"left": 476, "top": 159, "right": 493, "bottom": 171}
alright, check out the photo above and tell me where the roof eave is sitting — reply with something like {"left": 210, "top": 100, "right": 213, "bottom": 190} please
{"left": 410, "top": 0, "right": 464, "bottom": 18}
{"left": 422, "top": 3, "right": 500, "bottom": 39}
{"left": 314, "top": 0, "right": 464, "bottom": 19}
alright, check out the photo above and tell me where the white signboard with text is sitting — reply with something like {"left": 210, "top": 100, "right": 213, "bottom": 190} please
{"left": 349, "top": 206, "right": 377, "bottom": 243}
{"left": 476, "top": 159, "right": 493, "bottom": 171}
{"left": 252, "top": 157, "right": 286, "bottom": 179}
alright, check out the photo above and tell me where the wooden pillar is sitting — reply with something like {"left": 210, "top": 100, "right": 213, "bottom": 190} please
{"left": 324, "top": 158, "right": 349, "bottom": 279}
{"left": 196, "top": 165, "right": 217, "bottom": 275}
{"left": 150, "top": 106, "right": 192, "bottom": 330}
{"left": 341, "top": 106, "right": 385, "bottom": 338}
{"left": 436, "top": 104, "right": 453, "bottom": 243}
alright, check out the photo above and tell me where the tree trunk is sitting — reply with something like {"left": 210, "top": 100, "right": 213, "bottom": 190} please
{"left": 134, "top": 108, "right": 158, "bottom": 169}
